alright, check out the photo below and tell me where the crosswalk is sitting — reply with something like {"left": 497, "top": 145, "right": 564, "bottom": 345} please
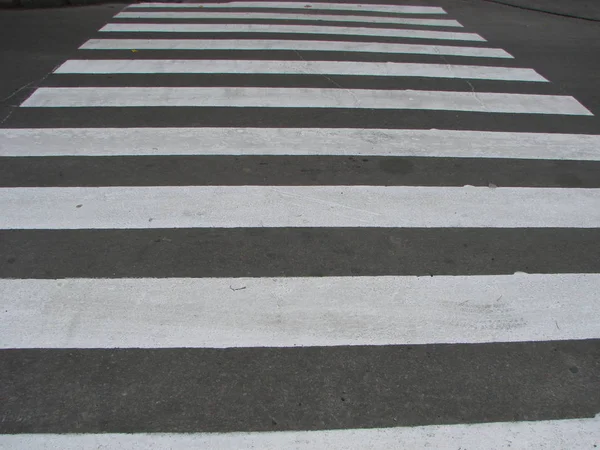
{"left": 1, "top": 1, "right": 599, "bottom": 448}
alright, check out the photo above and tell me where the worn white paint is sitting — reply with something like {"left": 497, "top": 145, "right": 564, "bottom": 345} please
{"left": 115, "top": 11, "right": 463, "bottom": 27}
{"left": 20, "top": 87, "right": 591, "bottom": 115}
{"left": 2, "top": 128, "right": 600, "bottom": 160}
{"left": 79, "top": 39, "right": 513, "bottom": 58}
{"left": 3, "top": 274, "right": 600, "bottom": 348}
{"left": 17, "top": 86, "right": 588, "bottom": 114}
{"left": 100, "top": 23, "right": 484, "bottom": 41}
{"left": 3, "top": 416, "right": 599, "bottom": 449}
{"left": 1, "top": 417, "right": 600, "bottom": 450}
{"left": 55, "top": 60, "right": 546, "bottom": 82}
{"left": 1, "top": 186, "right": 600, "bottom": 229}
{"left": 127, "top": 2, "right": 447, "bottom": 15}
{"left": 0, "top": 415, "right": 600, "bottom": 450}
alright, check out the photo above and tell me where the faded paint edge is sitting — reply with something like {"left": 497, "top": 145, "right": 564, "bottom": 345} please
{"left": 1, "top": 415, "right": 599, "bottom": 449}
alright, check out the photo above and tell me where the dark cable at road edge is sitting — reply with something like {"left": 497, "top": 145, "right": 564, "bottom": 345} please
{"left": 481, "top": 0, "right": 600, "bottom": 22}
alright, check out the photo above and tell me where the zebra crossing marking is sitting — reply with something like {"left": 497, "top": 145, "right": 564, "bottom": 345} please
{"left": 2, "top": 415, "right": 599, "bottom": 449}
{"left": 20, "top": 87, "right": 591, "bottom": 114}
{"left": 3, "top": 128, "right": 599, "bottom": 160}
{"left": 99, "top": 23, "right": 484, "bottom": 41}
{"left": 3, "top": 0, "right": 599, "bottom": 443}
{"left": 2, "top": 185, "right": 600, "bottom": 229}
{"left": 54, "top": 60, "right": 547, "bottom": 81}
{"left": 3, "top": 274, "right": 599, "bottom": 348}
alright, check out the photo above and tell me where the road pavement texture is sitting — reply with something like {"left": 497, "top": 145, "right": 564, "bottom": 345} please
{"left": 1, "top": 0, "right": 599, "bottom": 448}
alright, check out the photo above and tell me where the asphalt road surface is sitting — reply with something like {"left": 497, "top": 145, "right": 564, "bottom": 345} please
{"left": 1, "top": 0, "right": 599, "bottom": 448}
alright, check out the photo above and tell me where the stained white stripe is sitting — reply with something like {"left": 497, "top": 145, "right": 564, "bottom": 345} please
{"left": 3, "top": 416, "right": 599, "bottom": 449}
{"left": 55, "top": 59, "right": 546, "bottom": 81}
{"left": 100, "top": 23, "right": 484, "bottom": 41}
{"left": 1, "top": 186, "right": 599, "bottom": 229}
{"left": 3, "top": 128, "right": 600, "bottom": 160}
{"left": 127, "top": 2, "right": 447, "bottom": 15}
{"left": 3, "top": 274, "right": 600, "bottom": 349}
{"left": 21, "top": 88, "right": 591, "bottom": 115}
{"left": 80, "top": 38, "right": 513, "bottom": 58}
{"left": 115, "top": 11, "right": 463, "bottom": 27}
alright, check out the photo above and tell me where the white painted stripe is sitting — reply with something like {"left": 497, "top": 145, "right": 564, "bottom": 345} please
{"left": 100, "top": 23, "right": 484, "bottom": 41}
{"left": 79, "top": 39, "right": 513, "bottom": 58}
{"left": 127, "top": 2, "right": 447, "bottom": 15}
{"left": 55, "top": 59, "right": 547, "bottom": 81}
{"left": 2, "top": 416, "right": 599, "bottom": 449}
{"left": 20, "top": 88, "right": 592, "bottom": 115}
{"left": 3, "top": 128, "right": 600, "bottom": 160}
{"left": 115, "top": 11, "right": 463, "bottom": 27}
{"left": 1, "top": 186, "right": 599, "bottom": 229}
{"left": 3, "top": 274, "right": 600, "bottom": 349}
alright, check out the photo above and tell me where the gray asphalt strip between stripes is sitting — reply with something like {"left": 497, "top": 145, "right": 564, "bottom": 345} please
{"left": 2, "top": 228, "right": 600, "bottom": 278}
{"left": 42, "top": 74, "right": 559, "bottom": 94}
{"left": 5, "top": 108, "right": 598, "bottom": 133}
{"left": 2, "top": 340, "right": 599, "bottom": 433}
{"left": 1, "top": 156, "right": 599, "bottom": 188}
